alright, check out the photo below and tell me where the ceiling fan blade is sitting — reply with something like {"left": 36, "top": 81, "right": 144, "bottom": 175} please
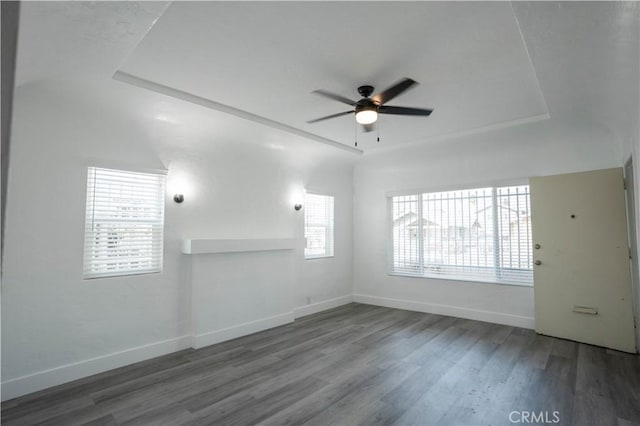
{"left": 372, "top": 78, "right": 418, "bottom": 105}
{"left": 362, "top": 123, "right": 375, "bottom": 133}
{"left": 307, "top": 110, "right": 354, "bottom": 123}
{"left": 312, "top": 90, "right": 357, "bottom": 106}
{"left": 379, "top": 105, "right": 433, "bottom": 116}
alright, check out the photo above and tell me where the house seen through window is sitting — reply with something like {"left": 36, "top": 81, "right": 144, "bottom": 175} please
{"left": 83, "top": 167, "right": 166, "bottom": 279}
{"left": 390, "top": 185, "right": 533, "bottom": 285}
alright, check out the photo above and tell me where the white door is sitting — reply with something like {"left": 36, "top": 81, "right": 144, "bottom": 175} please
{"left": 530, "top": 168, "right": 636, "bottom": 353}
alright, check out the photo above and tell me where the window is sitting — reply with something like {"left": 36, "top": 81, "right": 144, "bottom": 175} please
{"left": 304, "top": 192, "right": 334, "bottom": 259}
{"left": 83, "top": 167, "right": 166, "bottom": 279}
{"left": 390, "top": 185, "right": 532, "bottom": 285}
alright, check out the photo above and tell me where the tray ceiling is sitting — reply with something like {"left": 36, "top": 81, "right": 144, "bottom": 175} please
{"left": 118, "top": 2, "right": 549, "bottom": 151}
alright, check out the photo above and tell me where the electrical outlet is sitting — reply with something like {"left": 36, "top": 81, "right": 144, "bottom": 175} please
{"left": 306, "top": 297, "right": 311, "bottom": 305}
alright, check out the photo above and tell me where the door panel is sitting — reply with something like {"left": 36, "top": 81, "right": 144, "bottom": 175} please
{"left": 530, "top": 168, "right": 636, "bottom": 353}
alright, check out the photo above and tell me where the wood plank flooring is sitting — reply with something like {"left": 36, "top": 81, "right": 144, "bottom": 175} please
{"left": 3, "top": 303, "right": 640, "bottom": 425}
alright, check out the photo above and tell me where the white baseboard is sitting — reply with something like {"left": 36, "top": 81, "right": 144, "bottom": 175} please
{"left": 1, "top": 335, "right": 192, "bottom": 402}
{"left": 353, "top": 294, "right": 535, "bottom": 329}
{"left": 192, "top": 311, "right": 295, "bottom": 349}
{"left": 293, "top": 295, "right": 353, "bottom": 319}
{"left": 3, "top": 301, "right": 354, "bottom": 402}
{"left": 3, "top": 295, "right": 526, "bottom": 402}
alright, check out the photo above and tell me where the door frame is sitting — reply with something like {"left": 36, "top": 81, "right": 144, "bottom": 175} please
{"left": 624, "top": 156, "right": 640, "bottom": 352}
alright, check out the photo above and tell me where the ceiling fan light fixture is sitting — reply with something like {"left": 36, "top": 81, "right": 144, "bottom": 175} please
{"left": 355, "top": 109, "right": 378, "bottom": 125}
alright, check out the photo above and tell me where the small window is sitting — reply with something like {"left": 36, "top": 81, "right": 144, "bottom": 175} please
{"left": 83, "top": 167, "right": 166, "bottom": 279}
{"left": 390, "top": 185, "right": 532, "bottom": 285}
{"left": 304, "top": 192, "right": 334, "bottom": 259}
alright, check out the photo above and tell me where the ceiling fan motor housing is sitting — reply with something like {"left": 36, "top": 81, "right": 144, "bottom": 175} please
{"left": 355, "top": 98, "right": 378, "bottom": 114}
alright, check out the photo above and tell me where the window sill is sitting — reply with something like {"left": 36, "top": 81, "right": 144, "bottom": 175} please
{"left": 305, "top": 255, "right": 335, "bottom": 260}
{"left": 84, "top": 270, "right": 162, "bottom": 280}
{"left": 387, "top": 271, "right": 533, "bottom": 288}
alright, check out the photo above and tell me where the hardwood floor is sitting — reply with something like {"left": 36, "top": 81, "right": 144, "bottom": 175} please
{"left": 3, "top": 303, "right": 640, "bottom": 425}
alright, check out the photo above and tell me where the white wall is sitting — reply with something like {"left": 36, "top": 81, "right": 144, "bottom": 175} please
{"left": 190, "top": 248, "right": 298, "bottom": 348}
{"left": 353, "top": 118, "right": 623, "bottom": 328}
{"left": 1, "top": 81, "right": 355, "bottom": 399}
{"left": 637, "top": 20, "right": 640, "bottom": 348}
{"left": 630, "top": 23, "right": 640, "bottom": 349}
{"left": 298, "top": 165, "right": 353, "bottom": 311}
{"left": 617, "top": 18, "right": 640, "bottom": 350}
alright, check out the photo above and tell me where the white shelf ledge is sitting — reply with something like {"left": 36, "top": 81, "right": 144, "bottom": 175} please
{"left": 182, "top": 238, "right": 299, "bottom": 255}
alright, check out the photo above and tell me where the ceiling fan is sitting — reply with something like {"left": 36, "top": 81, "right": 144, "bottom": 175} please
{"left": 307, "top": 78, "right": 433, "bottom": 132}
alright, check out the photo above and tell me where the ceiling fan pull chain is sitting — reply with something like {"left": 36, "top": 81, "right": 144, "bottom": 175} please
{"left": 377, "top": 121, "right": 380, "bottom": 143}
{"left": 354, "top": 121, "right": 358, "bottom": 147}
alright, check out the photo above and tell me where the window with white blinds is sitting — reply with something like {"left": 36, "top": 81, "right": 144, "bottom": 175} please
{"left": 304, "top": 193, "right": 334, "bottom": 259}
{"left": 83, "top": 167, "right": 166, "bottom": 279}
{"left": 390, "top": 185, "right": 533, "bottom": 285}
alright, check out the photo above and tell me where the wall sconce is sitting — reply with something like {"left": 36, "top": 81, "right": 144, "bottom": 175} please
{"left": 294, "top": 203, "right": 302, "bottom": 211}
{"left": 173, "top": 194, "right": 184, "bottom": 203}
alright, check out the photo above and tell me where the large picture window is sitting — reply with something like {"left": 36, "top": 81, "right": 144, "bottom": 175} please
{"left": 304, "top": 192, "right": 334, "bottom": 259}
{"left": 83, "top": 167, "right": 166, "bottom": 279}
{"left": 390, "top": 185, "right": 532, "bottom": 285}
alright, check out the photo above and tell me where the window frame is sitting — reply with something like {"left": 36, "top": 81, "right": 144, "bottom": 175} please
{"left": 82, "top": 166, "right": 167, "bottom": 280}
{"left": 304, "top": 191, "right": 335, "bottom": 260}
{"left": 387, "top": 180, "right": 533, "bottom": 287}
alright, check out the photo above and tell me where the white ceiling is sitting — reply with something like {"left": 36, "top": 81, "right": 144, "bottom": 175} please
{"left": 12, "top": 1, "right": 640, "bottom": 156}
{"left": 14, "top": 1, "right": 170, "bottom": 85}
{"left": 512, "top": 1, "right": 639, "bottom": 151}
{"left": 119, "top": 2, "right": 549, "bottom": 151}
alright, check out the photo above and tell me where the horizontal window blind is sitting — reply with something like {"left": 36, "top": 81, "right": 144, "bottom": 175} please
{"left": 304, "top": 193, "right": 334, "bottom": 258}
{"left": 83, "top": 167, "right": 166, "bottom": 279}
{"left": 495, "top": 185, "right": 533, "bottom": 284}
{"left": 390, "top": 185, "right": 532, "bottom": 285}
{"left": 391, "top": 195, "right": 420, "bottom": 274}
